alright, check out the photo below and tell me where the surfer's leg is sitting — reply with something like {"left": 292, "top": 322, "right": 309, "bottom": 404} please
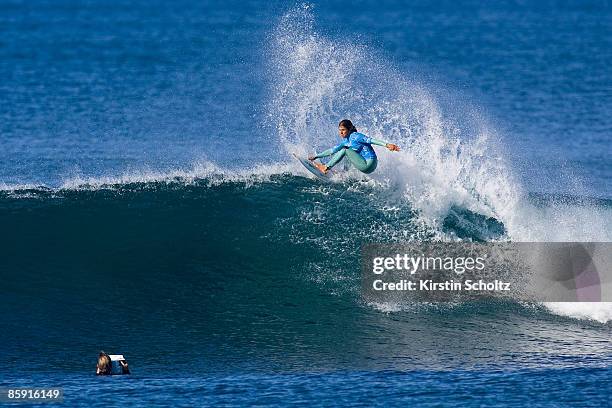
{"left": 363, "top": 158, "right": 377, "bottom": 174}
{"left": 325, "top": 148, "right": 346, "bottom": 169}
{"left": 344, "top": 149, "right": 377, "bottom": 173}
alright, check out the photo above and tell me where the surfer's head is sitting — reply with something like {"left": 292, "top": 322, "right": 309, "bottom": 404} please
{"left": 338, "top": 119, "right": 357, "bottom": 138}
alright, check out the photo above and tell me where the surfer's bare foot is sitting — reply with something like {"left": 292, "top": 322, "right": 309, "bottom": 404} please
{"left": 313, "top": 162, "right": 328, "bottom": 174}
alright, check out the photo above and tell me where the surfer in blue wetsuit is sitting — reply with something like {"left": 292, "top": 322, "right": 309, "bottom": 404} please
{"left": 308, "top": 119, "right": 400, "bottom": 174}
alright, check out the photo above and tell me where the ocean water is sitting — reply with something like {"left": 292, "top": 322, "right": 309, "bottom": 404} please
{"left": 1, "top": 0, "right": 611, "bottom": 406}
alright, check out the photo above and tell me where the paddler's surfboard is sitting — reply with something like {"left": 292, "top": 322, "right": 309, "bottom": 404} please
{"left": 293, "top": 154, "right": 332, "bottom": 182}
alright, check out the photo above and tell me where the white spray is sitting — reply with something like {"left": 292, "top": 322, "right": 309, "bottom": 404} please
{"left": 267, "top": 4, "right": 612, "bottom": 322}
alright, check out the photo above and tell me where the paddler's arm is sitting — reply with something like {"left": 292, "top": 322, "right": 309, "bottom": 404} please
{"left": 368, "top": 137, "right": 400, "bottom": 151}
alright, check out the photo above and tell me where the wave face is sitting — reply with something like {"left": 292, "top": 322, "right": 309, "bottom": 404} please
{"left": 2, "top": 175, "right": 611, "bottom": 377}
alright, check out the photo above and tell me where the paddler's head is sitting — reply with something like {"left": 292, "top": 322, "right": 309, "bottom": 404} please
{"left": 338, "top": 119, "right": 357, "bottom": 138}
{"left": 96, "top": 351, "right": 112, "bottom": 375}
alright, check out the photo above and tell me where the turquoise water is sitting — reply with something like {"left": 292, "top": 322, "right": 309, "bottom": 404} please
{"left": 1, "top": 0, "right": 611, "bottom": 406}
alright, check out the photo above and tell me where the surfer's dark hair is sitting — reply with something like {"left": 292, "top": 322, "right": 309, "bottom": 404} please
{"left": 339, "top": 119, "right": 357, "bottom": 134}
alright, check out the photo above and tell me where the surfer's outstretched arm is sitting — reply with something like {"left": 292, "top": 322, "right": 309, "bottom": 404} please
{"left": 310, "top": 142, "right": 346, "bottom": 160}
{"left": 307, "top": 142, "right": 346, "bottom": 174}
{"left": 366, "top": 137, "right": 401, "bottom": 151}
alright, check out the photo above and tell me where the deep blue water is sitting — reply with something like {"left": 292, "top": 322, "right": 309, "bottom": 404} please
{"left": 1, "top": 0, "right": 611, "bottom": 406}
{"left": 1, "top": 0, "right": 610, "bottom": 197}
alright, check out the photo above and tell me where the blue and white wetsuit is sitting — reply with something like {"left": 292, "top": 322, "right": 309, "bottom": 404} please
{"left": 313, "top": 132, "right": 388, "bottom": 174}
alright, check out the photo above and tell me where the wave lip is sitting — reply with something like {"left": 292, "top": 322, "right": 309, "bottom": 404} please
{"left": 544, "top": 303, "right": 612, "bottom": 324}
